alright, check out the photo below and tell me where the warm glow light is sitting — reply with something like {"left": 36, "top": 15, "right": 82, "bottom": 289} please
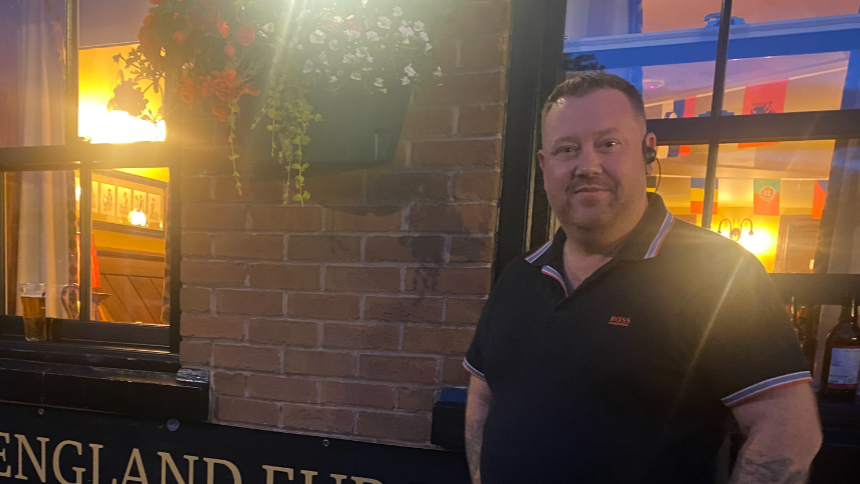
{"left": 129, "top": 210, "right": 148, "bottom": 227}
{"left": 738, "top": 229, "right": 774, "bottom": 256}
{"left": 79, "top": 103, "right": 166, "bottom": 144}
{"left": 75, "top": 185, "right": 81, "bottom": 202}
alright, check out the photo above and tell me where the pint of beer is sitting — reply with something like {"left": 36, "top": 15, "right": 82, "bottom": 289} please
{"left": 19, "top": 283, "right": 47, "bottom": 342}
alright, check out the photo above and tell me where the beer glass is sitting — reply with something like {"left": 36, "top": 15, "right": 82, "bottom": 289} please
{"left": 19, "top": 283, "right": 47, "bottom": 342}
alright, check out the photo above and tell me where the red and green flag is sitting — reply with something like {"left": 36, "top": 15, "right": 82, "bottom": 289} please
{"left": 812, "top": 180, "right": 828, "bottom": 220}
{"left": 753, "top": 179, "right": 781, "bottom": 216}
{"left": 739, "top": 80, "right": 788, "bottom": 149}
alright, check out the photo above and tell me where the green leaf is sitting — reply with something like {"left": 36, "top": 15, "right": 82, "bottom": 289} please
{"left": 300, "top": 136, "right": 311, "bottom": 145}
{"left": 302, "top": 163, "right": 310, "bottom": 171}
{"left": 266, "top": 125, "right": 274, "bottom": 131}
{"left": 292, "top": 193, "right": 304, "bottom": 202}
{"left": 291, "top": 163, "right": 302, "bottom": 169}
{"left": 302, "top": 191, "right": 311, "bottom": 200}
{"left": 295, "top": 175, "right": 304, "bottom": 182}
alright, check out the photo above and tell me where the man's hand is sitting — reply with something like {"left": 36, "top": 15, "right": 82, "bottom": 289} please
{"left": 466, "top": 375, "right": 492, "bottom": 484}
{"left": 729, "top": 382, "right": 822, "bottom": 484}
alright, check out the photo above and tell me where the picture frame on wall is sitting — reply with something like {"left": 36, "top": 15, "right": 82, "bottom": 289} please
{"left": 100, "top": 183, "right": 116, "bottom": 216}
{"left": 117, "top": 187, "right": 132, "bottom": 219}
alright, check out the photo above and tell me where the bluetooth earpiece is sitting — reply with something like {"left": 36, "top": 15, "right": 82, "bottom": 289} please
{"left": 642, "top": 144, "right": 657, "bottom": 165}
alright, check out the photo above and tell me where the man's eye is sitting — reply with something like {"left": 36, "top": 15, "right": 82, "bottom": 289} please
{"left": 556, "top": 146, "right": 578, "bottom": 154}
{"left": 601, "top": 140, "right": 620, "bottom": 148}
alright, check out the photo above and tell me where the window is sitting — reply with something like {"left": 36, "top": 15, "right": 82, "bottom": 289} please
{"left": 0, "top": 0, "right": 177, "bottom": 355}
{"left": 529, "top": 0, "right": 860, "bottom": 275}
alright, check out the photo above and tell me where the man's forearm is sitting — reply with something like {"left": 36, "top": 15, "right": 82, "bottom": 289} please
{"left": 465, "top": 411, "right": 486, "bottom": 484}
{"left": 729, "top": 450, "right": 809, "bottom": 484}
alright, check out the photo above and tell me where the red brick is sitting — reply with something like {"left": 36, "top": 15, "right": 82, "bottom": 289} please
{"left": 181, "top": 287, "right": 211, "bottom": 312}
{"left": 182, "top": 232, "right": 211, "bottom": 257}
{"left": 462, "top": 35, "right": 508, "bottom": 68}
{"left": 288, "top": 293, "right": 360, "bottom": 321}
{"left": 283, "top": 350, "right": 356, "bottom": 378}
{"left": 213, "top": 372, "right": 246, "bottom": 396}
{"left": 250, "top": 205, "right": 323, "bottom": 232}
{"left": 414, "top": 72, "right": 506, "bottom": 106}
{"left": 217, "top": 397, "right": 279, "bottom": 426}
{"left": 402, "top": 327, "right": 475, "bottom": 355}
{"left": 249, "top": 264, "right": 320, "bottom": 291}
{"left": 304, "top": 173, "right": 363, "bottom": 204}
{"left": 248, "top": 374, "right": 317, "bottom": 403}
{"left": 322, "top": 323, "right": 399, "bottom": 351}
{"left": 365, "top": 174, "right": 450, "bottom": 204}
{"left": 213, "top": 176, "right": 282, "bottom": 203}
{"left": 365, "top": 236, "right": 445, "bottom": 263}
{"left": 213, "top": 344, "right": 281, "bottom": 372}
{"left": 405, "top": 267, "right": 491, "bottom": 295}
{"left": 281, "top": 404, "right": 354, "bottom": 433}
{"left": 409, "top": 204, "right": 496, "bottom": 233}
{"left": 248, "top": 319, "right": 319, "bottom": 346}
{"left": 214, "top": 234, "right": 284, "bottom": 260}
{"left": 450, "top": 236, "right": 495, "bottom": 263}
{"left": 432, "top": 36, "right": 459, "bottom": 72}
{"left": 321, "top": 381, "right": 396, "bottom": 409}
{"left": 459, "top": 104, "right": 505, "bottom": 135}
{"left": 182, "top": 177, "right": 211, "bottom": 201}
{"left": 364, "top": 296, "right": 444, "bottom": 324}
{"left": 401, "top": 108, "right": 454, "bottom": 140}
{"left": 325, "top": 267, "right": 401, "bottom": 293}
{"left": 182, "top": 149, "right": 235, "bottom": 177}
{"left": 217, "top": 290, "right": 284, "bottom": 316}
{"left": 181, "top": 314, "right": 245, "bottom": 340}
{"left": 179, "top": 340, "right": 211, "bottom": 365}
{"left": 454, "top": 171, "right": 500, "bottom": 201}
{"left": 356, "top": 412, "right": 431, "bottom": 442}
{"left": 397, "top": 388, "right": 436, "bottom": 412}
{"left": 288, "top": 236, "right": 361, "bottom": 262}
{"left": 324, "top": 206, "right": 403, "bottom": 232}
{"left": 456, "top": 2, "right": 510, "bottom": 34}
{"left": 442, "top": 357, "right": 471, "bottom": 386}
{"left": 183, "top": 203, "right": 247, "bottom": 230}
{"left": 412, "top": 139, "right": 501, "bottom": 167}
{"left": 445, "top": 298, "right": 487, "bottom": 325}
{"left": 359, "top": 355, "right": 438, "bottom": 383}
{"left": 181, "top": 260, "right": 246, "bottom": 285}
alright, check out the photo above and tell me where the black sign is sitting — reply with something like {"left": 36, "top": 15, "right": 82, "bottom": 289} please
{"left": 0, "top": 402, "right": 470, "bottom": 484}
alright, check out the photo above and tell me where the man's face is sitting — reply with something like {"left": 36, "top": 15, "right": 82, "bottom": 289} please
{"left": 538, "top": 89, "right": 652, "bottom": 232}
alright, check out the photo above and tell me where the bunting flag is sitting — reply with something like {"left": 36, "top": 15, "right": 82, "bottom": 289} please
{"left": 739, "top": 80, "right": 789, "bottom": 149}
{"left": 812, "top": 180, "right": 828, "bottom": 220}
{"left": 753, "top": 179, "right": 781, "bottom": 216}
{"left": 665, "top": 96, "right": 697, "bottom": 157}
{"left": 690, "top": 177, "right": 718, "bottom": 214}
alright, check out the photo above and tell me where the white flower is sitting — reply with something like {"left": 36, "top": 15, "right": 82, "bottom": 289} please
{"left": 393, "top": 6, "right": 403, "bottom": 17}
{"left": 310, "top": 29, "right": 326, "bottom": 44}
{"left": 288, "top": 36, "right": 300, "bottom": 49}
{"left": 419, "top": 31, "right": 429, "bottom": 42}
{"left": 346, "top": 29, "right": 362, "bottom": 41}
{"left": 262, "top": 22, "right": 275, "bottom": 33}
{"left": 374, "top": 77, "right": 384, "bottom": 88}
{"left": 377, "top": 17, "right": 392, "bottom": 29}
{"left": 343, "top": 53, "right": 358, "bottom": 64}
{"left": 404, "top": 64, "right": 416, "bottom": 77}
{"left": 402, "top": 38, "right": 411, "bottom": 45}
{"left": 425, "top": 42, "right": 433, "bottom": 52}
{"left": 401, "top": 76, "right": 411, "bottom": 85}
{"left": 329, "top": 75, "right": 339, "bottom": 83}
{"left": 303, "top": 60, "right": 314, "bottom": 73}
{"left": 366, "top": 31, "right": 380, "bottom": 41}
{"left": 351, "top": 72, "right": 362, "bottom": 80}
{"left": 333, "top": 15, "right": 343, "bottom": 23}
{"left": 399, "top": 26, "right": 414, "bottom": 37}
{"left": 414, "top": 21, "right": 425, "bottom": 31}
{"left": 318, "top": 51, "right": 328, "bottom": 62}
{"left": 329, "top": 39, "right": 340, "bottom": 51}
{"left": 434, "top": 66, "right": 443, "bottom": 78}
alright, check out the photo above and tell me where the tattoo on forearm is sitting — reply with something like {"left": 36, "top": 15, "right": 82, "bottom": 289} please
{"left": 734, "top": 457, "right": 809, "bottom": 484}
{"left": 465, "top": 418, "right": 485, "bottom": 484}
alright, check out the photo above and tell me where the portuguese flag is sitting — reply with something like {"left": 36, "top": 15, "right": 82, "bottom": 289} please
{"left": 753, "top": 179, "right": 781, "bottom": 216}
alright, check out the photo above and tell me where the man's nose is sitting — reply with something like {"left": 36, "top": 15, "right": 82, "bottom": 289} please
{"left": 576, "top": 147, "right": 603, "bottom": 177}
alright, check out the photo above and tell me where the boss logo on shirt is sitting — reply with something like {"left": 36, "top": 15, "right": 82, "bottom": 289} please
{"left": 608, "top": 316, "right": 631, "bottom": 327}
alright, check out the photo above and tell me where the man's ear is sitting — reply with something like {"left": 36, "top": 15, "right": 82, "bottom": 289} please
{"left": 645, "top": 163, "right": 654, "bottom": 176}
{"left": 644, "top": 132, "right": 657, "bottom": 150}
{"left": 538, "top": 149, "right": 547, "bottom": 172}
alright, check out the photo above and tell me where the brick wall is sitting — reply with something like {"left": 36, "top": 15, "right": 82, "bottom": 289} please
{"left": 179, "top": 0, "right": 509, "bottom": 446}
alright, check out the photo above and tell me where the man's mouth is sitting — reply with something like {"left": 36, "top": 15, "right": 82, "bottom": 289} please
{"left": 571, "top": 186, "right": 609, "bottom": 194}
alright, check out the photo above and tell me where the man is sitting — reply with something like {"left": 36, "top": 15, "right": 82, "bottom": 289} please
{"left": 464, "top": 73, "right": 822, "bottom": 484}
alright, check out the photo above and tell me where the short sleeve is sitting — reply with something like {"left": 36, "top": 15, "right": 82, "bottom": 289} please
{"left": 698, "top": 254, "right": 811, "bottom": 407}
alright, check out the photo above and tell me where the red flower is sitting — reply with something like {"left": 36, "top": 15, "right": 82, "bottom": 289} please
{"left": 242, "top": 84, "right": 260, "bottom": 97}
{"left": 224, "top": 44, "right": 235, "bottom": 58}
{"left": 172, "top": 31, "right": 185, "bottom": 45}
{"left": 173, "top": 12, "right": 180, "bottom": 20}
{"left": 218, "top": 20, "right": 230, "bottom": 38}
{"left": 201, "top": 69, "right": 238, "bottom": 101}
{"left": 177, "top": 75, "right": 198, "bottom": 104}
{"left": 237, "top": 25, "right": 256, "bottom": 46}
{"left": 150, "top": 0, "right": 163, "bottom": 5}
{"left": 212, "top": 104, "right": 229, "bottom": 122}
{"left": 143, "top": 13, "right": 156, "bottom": 27}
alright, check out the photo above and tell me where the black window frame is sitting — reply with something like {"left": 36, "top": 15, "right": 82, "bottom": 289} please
{"left": 0, "top": 0, "right": 182, "bottom": 367}
{"left": 496, "top": 0, "right": 860, "bottom": 303}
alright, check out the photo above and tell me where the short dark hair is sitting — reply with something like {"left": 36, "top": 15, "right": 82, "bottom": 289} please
{"left": 541, "top": 72, "right": 646, "bottom": 131}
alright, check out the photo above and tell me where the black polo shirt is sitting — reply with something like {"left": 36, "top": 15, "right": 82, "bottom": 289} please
{"left": 464, "top": 193, "right": 810, "bottom": 484}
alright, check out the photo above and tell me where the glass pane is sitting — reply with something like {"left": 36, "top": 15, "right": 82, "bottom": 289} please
{"left": 87, "top": 168, "right": 170, "bottom": 324}
{"left": 724, "top": 2, "right": 860, "bottom": 115}
{"left": 5, "top": 171, "right": 77, "bottom": 319}
{"left": 79, "top": 0, "right": 165, "bottom": 143}
{"left": 0, "top": 1, "right": 66, "bottom": 148}
{"left": 564, "top": 1, "right": 722, "bottom": 119}
{"left": 713, "top": 140, "right": 840, "bottom": 273}
{"left": 652, "top": 144, "right": 710, "bottom": 225}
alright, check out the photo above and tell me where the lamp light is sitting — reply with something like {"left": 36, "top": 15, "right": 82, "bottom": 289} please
{"left": 717, "top": 218, "right": 754, "bottom": 242}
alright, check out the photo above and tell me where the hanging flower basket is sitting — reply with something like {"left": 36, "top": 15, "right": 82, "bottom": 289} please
{"left": 109, "top": 0, "right": 446, "bottom": 204}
